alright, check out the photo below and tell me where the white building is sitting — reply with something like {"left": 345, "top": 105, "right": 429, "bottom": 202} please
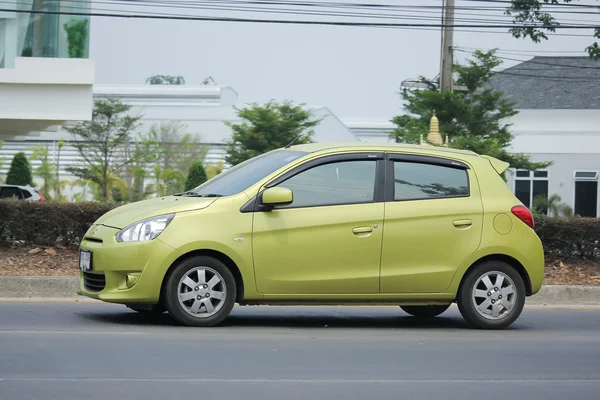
{"left": 0, "top": 1, "right": 95, "bottom": 139}
{"left": 0, "top": 83, "right": 361, "bottom": 199}
{"left": 489, "top": 57, "right": 600, "bottom": 219}
{"left": 1, "top": 55, "right": 598, "bottom": 218}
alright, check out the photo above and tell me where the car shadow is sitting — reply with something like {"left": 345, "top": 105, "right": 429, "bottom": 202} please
{"left": 74, "top": 305, "right": 522, "bottom": 331}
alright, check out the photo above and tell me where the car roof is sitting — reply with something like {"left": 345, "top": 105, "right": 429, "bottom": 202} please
{"left": 288, "top": 141, "right": 479, "bottom": 158}
{"left": 0, "top": 184, "right": 36, "bottom": 190}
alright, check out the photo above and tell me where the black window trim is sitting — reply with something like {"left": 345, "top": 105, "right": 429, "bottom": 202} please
{"left": 385, "top": 152, "right": 471, "bottom": 202}
{"left": 386, "top": 152, "right": 470, "bottom": 170}
{"left": 240, "top": 152, "right": 386, "bottom": 213}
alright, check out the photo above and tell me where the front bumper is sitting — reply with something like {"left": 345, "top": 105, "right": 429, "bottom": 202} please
{"left": 77, "top": 224, "right": 176, "bottom": 304}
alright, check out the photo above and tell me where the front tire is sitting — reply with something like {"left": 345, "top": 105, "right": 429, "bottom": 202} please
{"left": 457, "top": 261, "right": 526, "bottom": 330}
{"left": 400, "top": 305, "right": 450, "bottom": 318}
{"left": 126, "top": 304, "right": 166, "bottom": 314}
{"left": 164, "top": 256, "right": 236, "bottom": 327}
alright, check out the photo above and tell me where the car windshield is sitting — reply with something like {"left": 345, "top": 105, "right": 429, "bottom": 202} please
{"left": 185, "top": 149, "right": 309, "bottom": 197}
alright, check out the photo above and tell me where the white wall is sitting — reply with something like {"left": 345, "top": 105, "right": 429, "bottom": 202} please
{"left": 0, "top": 57, "right": 95, "bottom": 137}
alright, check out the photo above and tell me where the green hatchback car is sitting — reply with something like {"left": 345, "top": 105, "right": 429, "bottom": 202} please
{"left": 78, "top": 142, "right": 544, "bottom": 329}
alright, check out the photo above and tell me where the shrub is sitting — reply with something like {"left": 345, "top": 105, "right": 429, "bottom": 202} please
{"left": 6, "top": 152, "right": 33, "bottom": 186}
{"left": 535, "top": 216, "right": 600, "bottom": 260}
{"left": 184, "top": 161, "right": 207, "bottom": 191}
{"left": 1, "top": 200, "right": 598, "bottom": 262}
{"left": 0, "top": 200, "right": 116, "bottom": 246}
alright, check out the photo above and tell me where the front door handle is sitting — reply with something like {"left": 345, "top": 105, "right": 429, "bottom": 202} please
{"left": 453, "top": 219, "right": 473, "bottom": 227}
{"left": 352, "top": 226, "right": 374, "bottom": 235}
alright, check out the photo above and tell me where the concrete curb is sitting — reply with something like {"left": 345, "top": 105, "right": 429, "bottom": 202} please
{"left": 0, "top": 277, "right": 599, "bottom": 306}
{"left": 0, "top": 276, "right": 80, "bottom": 299}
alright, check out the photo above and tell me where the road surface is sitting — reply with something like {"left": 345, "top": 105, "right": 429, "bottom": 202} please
{"left": 1, "top": 302, "right": 599, "bottom": 399}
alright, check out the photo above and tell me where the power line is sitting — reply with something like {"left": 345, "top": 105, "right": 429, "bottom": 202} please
{"left": 458, "top": 46, "right": 588, "bottom": 54}
{"left": 464, "top": 0, "right": 600, "bottom": 9}
{"left": 1, "top": 5, "right": 599, "bottom": 28}
{"left": 69, "top": 0, "right": 600, "bottom": 22}
{"left": 55, "top": 1, "right": 569, "bottom": 24}
{"left": 82, "top": 0, "right": 600, "bottom": 25}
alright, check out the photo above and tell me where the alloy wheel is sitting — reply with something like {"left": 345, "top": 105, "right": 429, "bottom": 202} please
{"left": 177, "top": 266, "right": 227, "bottom": 318}
{"left": 472, "top": 271, "right": 517, "bottom": 320}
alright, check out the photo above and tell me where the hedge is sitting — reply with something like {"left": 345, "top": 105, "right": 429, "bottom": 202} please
{"left": 0, "top": 201, "right": 599, "bottom": 260}
{"left": 0, "top": 200, "right": 116, "bottom": 246}
{"left": 535, "top": 215, "right": 600, "bottom": 260}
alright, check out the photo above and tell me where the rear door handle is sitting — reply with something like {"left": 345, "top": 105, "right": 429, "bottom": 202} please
{"left": 453, "top": 219, "right": 473, "bottom": 227}
{"left": 352, "top": 226, "right": 373, "bottom": 234}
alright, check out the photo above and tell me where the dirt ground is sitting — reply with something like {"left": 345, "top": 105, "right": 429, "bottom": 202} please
{"left": 1, "top": 245, "right": 599, "bottom": 285}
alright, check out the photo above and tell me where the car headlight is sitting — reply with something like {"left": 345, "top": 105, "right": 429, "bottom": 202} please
{"left": 116, "top": 214, "right": 175, "bottom": 243}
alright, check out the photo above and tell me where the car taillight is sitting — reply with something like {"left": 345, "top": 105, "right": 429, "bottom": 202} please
{"left": 511, "top": 205, "right": 534, "bottom": 229}
{"left": 37, "top": 191, "right": 45, "bottom": 202}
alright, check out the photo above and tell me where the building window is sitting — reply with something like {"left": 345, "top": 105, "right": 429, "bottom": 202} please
{"left": 574, "top": 171, "right": 598, "bottom": 218}
{"left": 514, "top": 170, "right": 549, "bottom": 213}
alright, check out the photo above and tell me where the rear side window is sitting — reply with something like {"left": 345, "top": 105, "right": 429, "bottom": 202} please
{"left": 22, "top": 190, "right": 33, "bottom": 199}
{"left": 0, "top": 187, "right": 24, "bottom": 199}
{"left": 393, "top": 161, "right": 469, "bottom": 201}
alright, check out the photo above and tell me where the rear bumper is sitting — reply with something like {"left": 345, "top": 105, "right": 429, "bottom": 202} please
{"left": 527, "top": 234, "right": 545, "bottom": 296}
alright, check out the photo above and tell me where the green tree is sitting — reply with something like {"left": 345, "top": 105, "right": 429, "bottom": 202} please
{"left": 390, "top": 50, "right": 550, "bottom": 171}
{"left": 63, "top": 18, "right": 88, "bottom": 58}
{"left": 0, "top": 140, "right": 4, "bottom": 183}
{"left": 121, "top": 131, "right": 163, "bottom": 202}
{"left": 145, "top": 165, "right": 185, "bottom": 198}
{"left": 146, "top": 121, "right": 208, "bottom": 173}
{"left": 185, "top": 161, "right": 208, "bottom": 191}
{"left": 131, "top": 167, "right": 147, "bottom": 202}
{"left": 54, "top": 139, "right": 66, "bottom": 201}
{"left": 31, "top": 145, "right": 56, "bottom": 199}
{"left": 6, "top": 152, "right": 33, "bottom": 186}
{"left": 63, "top": 98, "right": 142, "bottom": 201}
{"left": 124, "top": 122, "right": 207, "bottom": 199}
{"left": 146, "top": 75, "right": 185, "bottom": 85}
{"left": 206, "top": 161, "right": 224, "bottom": 180}
{"left": 507, "top": 1, "right": 600, "bottom": 59}
{"left": 532, "top": 193, "right": 574, "bottom": 217}
{"left": 225, "top": 100, "right": 322, "bottom": 166}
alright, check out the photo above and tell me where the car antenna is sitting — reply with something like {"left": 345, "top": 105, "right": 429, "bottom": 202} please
{"left": 285, "top": 134, "right": 303, "bottom": 149}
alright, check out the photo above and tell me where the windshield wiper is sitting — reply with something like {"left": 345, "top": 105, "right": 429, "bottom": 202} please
{"left": 175, "top": 191, "right": 223, "bottom": 197}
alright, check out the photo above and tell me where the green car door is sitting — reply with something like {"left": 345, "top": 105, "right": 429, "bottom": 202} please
{"left": 251, "top": 153, "right": 385, "bottom": 295}
{"left": 380, "top": 154, "right": 484, "bottom": 294}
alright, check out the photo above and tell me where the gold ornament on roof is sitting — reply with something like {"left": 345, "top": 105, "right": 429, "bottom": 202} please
{"left": 427, "top": 112, "right": 444, "bottom": 145}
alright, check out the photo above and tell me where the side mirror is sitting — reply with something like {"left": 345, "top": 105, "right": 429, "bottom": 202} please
{"left": 260, "top": 187, "right": 293, "bottom": 209}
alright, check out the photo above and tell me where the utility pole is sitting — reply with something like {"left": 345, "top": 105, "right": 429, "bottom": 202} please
{"left": 439, "top": 0, "right": 455, "bottom": 92}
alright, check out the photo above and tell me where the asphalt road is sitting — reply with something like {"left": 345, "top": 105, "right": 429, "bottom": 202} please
{"left": 1, "top": 302, "right": 599, "bottom": 400}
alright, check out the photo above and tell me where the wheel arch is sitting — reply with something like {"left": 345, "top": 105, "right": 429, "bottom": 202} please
{"left": 159, "top": 249, "right": 245, "bottom": 304}
{"left": 459, "top": 254, "right": 533, "bottom": 297}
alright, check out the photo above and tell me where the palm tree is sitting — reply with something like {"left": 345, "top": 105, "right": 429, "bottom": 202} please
{"left": 533, "top": 194, "right": 574, "bottom": 217}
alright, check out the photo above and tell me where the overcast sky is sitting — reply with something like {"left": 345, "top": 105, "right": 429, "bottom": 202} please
{"left": 89, "top": 0, "right": 600, "bottom": 121}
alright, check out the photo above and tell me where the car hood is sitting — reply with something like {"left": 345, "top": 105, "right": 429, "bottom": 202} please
{"left": 94, "top": 196, "right": 218, "bottom": 229}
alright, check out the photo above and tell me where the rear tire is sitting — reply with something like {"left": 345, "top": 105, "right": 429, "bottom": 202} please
{"left": 164, "top": 256, "right": 236, "bottom": 327}
{"left": 457, "top": 261, "right": 526, "bottom": 330}
{"left": 400, "top": 305, "right": 450, "bottom": 318}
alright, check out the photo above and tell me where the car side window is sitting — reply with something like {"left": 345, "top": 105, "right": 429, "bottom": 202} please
{"left": 394, "top": 161, "right": 469, "bottom": 201}
{"left": 0, "top": 187, "right": 23, "bottom": 199}
{"left": 277, "top": 160, "right": 377, "bottom": 208}
{"left": 21, "top": 190, "right": 32, "bottom": 199}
